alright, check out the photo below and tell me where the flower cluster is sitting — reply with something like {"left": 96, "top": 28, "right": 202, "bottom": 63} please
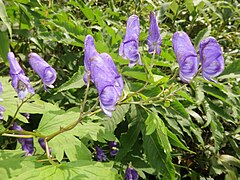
{"left": 172, "top": 32, "right": 224, "bottom": 83}
{"left": 84, "top": 35, "right": 124, "bottom": 117}
{"left": 7, "top": 52, "right": 56, "bottom": 100}
{"left": 118, "top": 13, "right": 224, "bottom": 83}
{"left": 119, "top": 12, "right": 162, "bottom": 67}
{"left": 95, "top": 141, "right": 119, "bottom": 161}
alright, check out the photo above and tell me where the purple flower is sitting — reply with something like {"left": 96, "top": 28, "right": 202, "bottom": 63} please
{"left": 199, "top": 37, "right": 224, "bottom": 82}
{"left": 22, "top": 113, "right": 30, "bottom": 119}
{"left": 0, "top": 82, "right": 2, "bottom": 94}
{"left": 147, "top": 11, "right": 162, "bottom": 55}
{"left": 108, "top": 141, "right": 118, "bottom": 156}
{"left": 119, "top": 15, "right": 142, "bottom": 67}
{"left": 28, "top": 53, "right": 57, "bottom": 90}
{"left": 125, "top": 166, "right": 139, "bottom": 180}
{"left": 38, "top": 138, "right": 52, "bottom": 155}
{"left": 84, "top": 35, "right": 124, "bottom": 117}
{"left": 20, "top": 138, "right": 34, "bottom": 156}
{"left": 95, "top": 146, "right": 106, "bottom": 162}
{"left": 8, "top": 52, "right": 34, "bottom": 100}
{"left": 172, "top": 32, "right": 199, "bottom": 83}
{"left": 0, "top": 105, "right": 5, "bottom": 119}
{"left": 10, "top": 122, "right": 34, "bottom": 156}
{"left": 90, "top": 53, "right": 124, "bottom": 117}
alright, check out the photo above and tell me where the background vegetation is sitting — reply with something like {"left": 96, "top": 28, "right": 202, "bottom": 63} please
{"left": 0, "top": 0, "right": 239, "bottom": 179}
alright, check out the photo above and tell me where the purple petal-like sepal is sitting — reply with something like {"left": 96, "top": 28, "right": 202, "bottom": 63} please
{"left": 199, "top": 37, "right": 224, "bottom": 82}
{"left": 84, "top": 35, "right": 124, "bottom": 117}
{"left": 172, "top": 32, "right": 199, "bottom": 83}
{"left": 8, "top": 52, "right": 35, "bottom": 100}
{"left": 119, "top": 15, "right": 142, "bottom": 67}
{"left": 147, "top": 11, "right": 162, "bottom": 55}
{"left": 125, "top": 166, "right": 139, "bottom": 180}
{"left": 28, "top": 53, "right": 57, "bottom": 88}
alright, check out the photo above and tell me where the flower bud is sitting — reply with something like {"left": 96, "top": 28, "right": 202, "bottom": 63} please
{"left": 147, "top": 11, "right": 162, "bottom": 55}
{"left": 8, "top": 52, "right": 34, "bottom": 100}
{"left": 38, "top": 138, "right": 52, "bottom": 155}
{"left": 28, "top": 53, "right": 57, "bottom": 89}
{"left": 95, "top": 146, "right": 106, "bottom": 162}
{"left": 199, "top": 37, "right": 224, "bottom": 82}
{"left": 108, "top": 141, "right": 118, "bottom": 156}
{"left": 119, "top": 15, "right": 142, "bottom": 67}
{"left": 172, "top": 32, "right": 199, "bottom": 83}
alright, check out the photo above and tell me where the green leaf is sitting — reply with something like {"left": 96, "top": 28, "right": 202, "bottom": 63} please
{"left": 203, "top": 85, "right": 233, "bottom": 106}
{"left": 206, "top": 97, "right": 233, "bottom": 123}
{"left": 0, "top": 150, "right": 43, "bottom": 179}
{"left": 0, "top": 31, "right": 9, "bottom": 63}
{"left": 167, "top": 129, "right": 194, "bottom": 153}
{"left": 0, "top": 76, "right": 60, "bottom": 122}
{"left": 169, "top": 0, "right": 179, "bottom": 15}
{"left": 122, "top": 70, "right": 150, "bottom": 82}
{"left": 194, "top": 26, "right": 211, "bottom": 49}
{"left": 169, "top": 100, "right": 189, "bottom": 119}
{"left": 57, "top": 67, "right": 85, "bottom": 92}
{"left": 103, "top": 104, "right": 129, "bottom": 132}
{"left": 143, "top": 131, "right": 175, "bottom": 179}
{"left": 210, "top": 116, "right": 224, "bottom": 152}
{"left": 116, "top": 122, "right": 143, "bottom": 161}
{"left": 0, "top": 0, "right": 12, "bottom": 38}
{"left": 220, "top": 59, "right": 240, "bottom": 76}
{"left": 11, "top": 161, "right": 118, "bottom": 180}
{"left": 50, "top": 133, "right": 91, "bottom": 162}
{"left": 147, "top": 112, "right": 172, "bottom": 155}
{"left": 220, "top": 154, "right": 240, "bottom": 169}
{"left": 185, "top": 0, "right": 195, "bottom": 13}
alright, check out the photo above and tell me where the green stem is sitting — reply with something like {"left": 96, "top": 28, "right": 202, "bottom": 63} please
{"left": 80, "top": 71, "right": 91, "bottom": 115}
{"left": 5, "top": 93, "right": 35, "bottom": 129}
{"left": 44, "top": 138, "right": 58, "bottom": 165}
{"left": 121, "top": 49, "right": 156, "bottom": 102}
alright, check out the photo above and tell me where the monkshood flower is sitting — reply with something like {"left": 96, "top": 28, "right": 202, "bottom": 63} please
{"left": 147, "top": 11, "right": 162, "bottom": 55}
{"left": 108, "top": 141, "right": 119, "bottom": 156}
{"left": 125, "top": 166, "right": 139, "bottom": 180}
{"left": 84, "top": 35, "right": 124, "bottom": 117}
{"left": 172, "top": 32, "right": 199, "bottom": 83}
{"left": 8, "top": 52, "right": 35, "bottom": 100}
{"left": 95, "top": 146, "right": 106, "bottom": 162}
{"left": 10, "top": 122, "right": 34, "bottom": 156}
{"left": 38, "top": 138, "right": 52, "bottom": 155}
{"left": 0, "top": 105, "right": 5, "bottom": 119}
{"left": 119, "top": 14, "right": 142, "bottom": 67}
{"left": 90, "top": 53, "right": 124, "bottom": 117}
{"left": 28, "top": 53, "right": 57, "bottom": 89}
{"left": 83, "top": 35, "right": 99, "bottom": 83}
{"left": 199, "top": 37, "right": 224, "bottom": 82}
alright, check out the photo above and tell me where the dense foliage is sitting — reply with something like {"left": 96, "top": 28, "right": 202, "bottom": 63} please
{"left": 0, "top": 0, "right": 239, "bottom": 179}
